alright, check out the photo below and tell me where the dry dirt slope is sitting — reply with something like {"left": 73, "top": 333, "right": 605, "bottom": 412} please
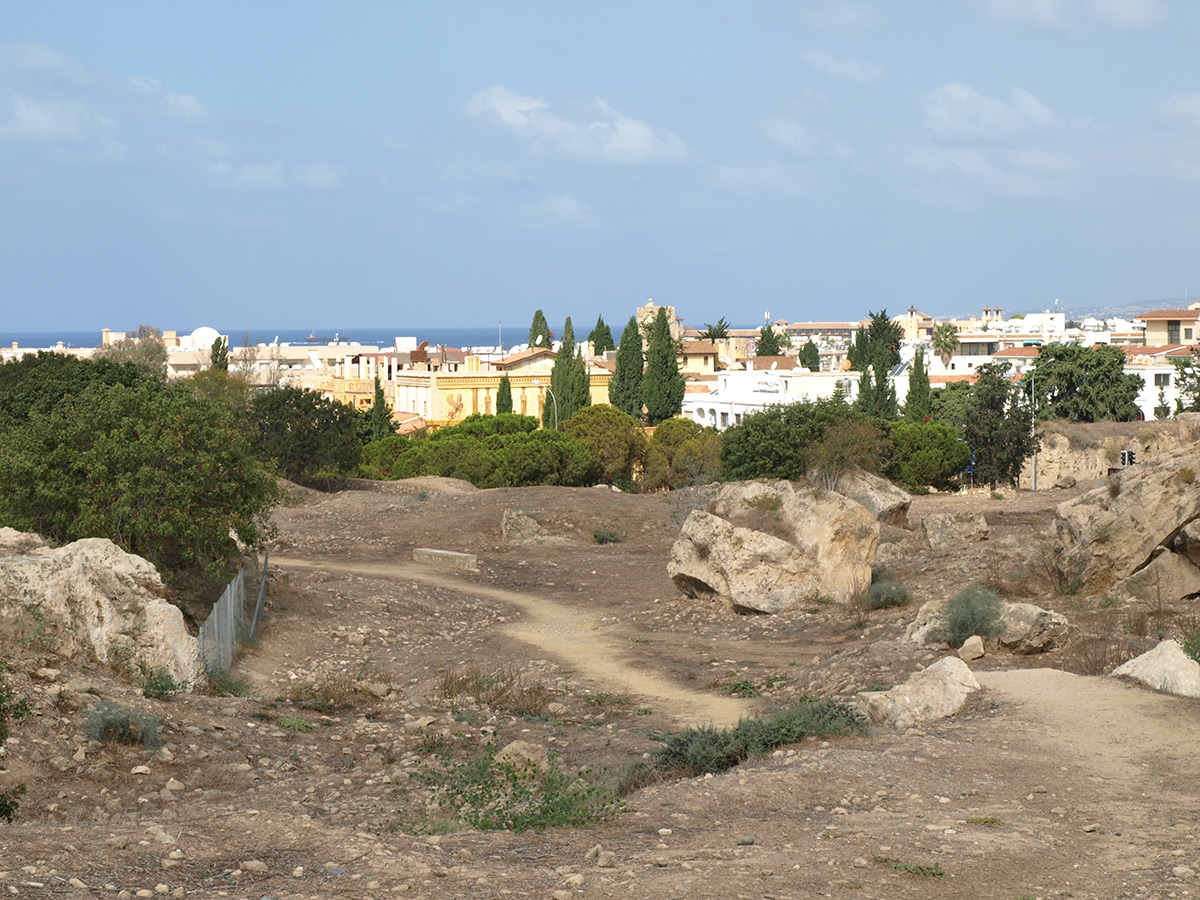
{"left": 1, "top": 477, "right": 1199, "bottom": 899}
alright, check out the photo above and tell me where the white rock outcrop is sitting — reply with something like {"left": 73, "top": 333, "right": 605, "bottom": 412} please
{"left": 829, "top": 467, "right": 912, "bottom": 528}
{"left": 1111, "top": 640, "right": 1200, "bottom": 698}
{"left": 858, "top": 657, "right": 981, "bottom": 730}
{"left": 0, "top": 535, "right": 203, "bottom": 687}
{"left": 922, "top": 512, "right": 989, "bottom": 549}
{"left": 668, "top": 480, "right": 878, "bottom": 612}
{"left": 998, "top": 602, "right": 1071, "bottom": 654}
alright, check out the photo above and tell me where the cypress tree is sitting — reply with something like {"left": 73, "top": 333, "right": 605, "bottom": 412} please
{"left": 367, "top": 374, "right": 395, "bottom": 442}
{"left": 496, "top": 374, "right": 513, "bottom": 414}
{"left": 546, "top": 317, "right": 587, "bottom": 428}
{"left": 800, "top": 339, "right": 820, "bottom": 370}
{"left": 588, "top": 315, "right": 615, "bottom": 356}
{"left": 904, "top": 348, "right": 932, "bottom": 422}
{"left": 528, "top": 309, "right": 551, "bottom": 349}
{"left": 643, "top": 307, "right": 685, "bottom": 425}
{"left": 210, "top": 336, "right": 229, "bottom": 371}
{"left": 609, "top": 315, "right": 644, "bottom": 420}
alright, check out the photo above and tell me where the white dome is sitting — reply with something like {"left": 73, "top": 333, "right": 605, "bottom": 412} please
{"left": 190, "top": 326, "right": 221, "bottom": 343}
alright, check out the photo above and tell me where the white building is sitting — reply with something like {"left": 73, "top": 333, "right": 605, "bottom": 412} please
{"left": 681, "top": 364, "right": 859, "bottom": 431}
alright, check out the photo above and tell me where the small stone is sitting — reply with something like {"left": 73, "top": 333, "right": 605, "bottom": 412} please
{"left": 72, "top": 747, "right": 87, "bottom": 763}
{"left": 154, "top": 886, "right": 169, "bottom": 895}
{"left": 596, "top": 851, "right": 616, "bottom": 868}
{"left": 33, "top": 668, "right": 61, "bottom": 682}
{"left": 958, "top": 636, "right": 985, "bottom": 661}
{"left": 585, "top": 844, "right": 602, "bottom": 860}
{"left": 347, "top": 633, "right": 366, "bottom": 646}
{"left": 155, "top": 747, "right": 175, "bottom": 763}
{"left": 564, "top": 874, "right": 586, "bottom": 887}
{"left": 69, "top": 878, "right": 87, "bottom": 889}
{"left": 553, "top": 892, "right": 572, "bottom": 900}
{"left": 240, "top": 860, "right": 268, "bottom": 873}
{"left": 165, "top": 778, "right": 184, "bottom": 792}
{"left": 737, "top": 835, "right": 756, "bottom": 846}
{"left": 1174, "top": 865, "right": 1195, "bottom": 878}
{"left": 292, "top": 867, "right": 304, "bottom": 877}
{"left": 131, "top": 765, "right": 152, "bottom": 776}
{"left": 1083, "top": 823, "right": 1099, "bottom": 832}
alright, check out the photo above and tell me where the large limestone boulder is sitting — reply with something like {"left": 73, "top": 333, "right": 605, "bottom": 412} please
{"left": 998, "top": 602, "right": 1071, "bottom": 654}
{"left": 1111, "top": 640, "right": 1200, "bottom": 698}
{"left": 1054, "top": 442, "right": 1200, "bottom": 591}
{"left": 1174, "top": 520, "right": 1200, "bottom": 569}
{"left": 0, "top": 535, "right": 203, "bottom": 688}
{"left": 669, "top": 480, "right": 878, "bottom": 612}
{"left": 500, "top": 509, "right": 569, "bottom": 546}
{"left": 858, "top": 657, "right": 981, "bottom": 730}
{"left": 829, "top": 467, "right": 911, "bottom": 527}
{"left": 1111, "top": 550, "right": 1200, "bottom": 603}
{"left": 0, "top": 527, "right": 46, "bottom": 556}
{"left": 922, "top": 512, "right": 988, "bottom": 549}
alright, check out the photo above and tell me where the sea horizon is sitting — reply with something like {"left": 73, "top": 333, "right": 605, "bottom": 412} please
{"left": 0, "top": 326, "right": 520, "bottom": 351}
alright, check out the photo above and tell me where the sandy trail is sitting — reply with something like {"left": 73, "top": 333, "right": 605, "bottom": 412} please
{"left": 273, "top": 555, "right": 751, "bottom": 727}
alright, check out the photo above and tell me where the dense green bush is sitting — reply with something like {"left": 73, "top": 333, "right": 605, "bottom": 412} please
{"left": 82, "top": 700, "right": 162, "bottom": 749}
{"left": 249, "top": 385, "right": 362, "bottom": 481}
{"left": 862, "top": 582, "right": 911, "bottom": 610}
{"left": 642, "top": 417, "right": 722, "bottom": 491}
{"left": 0, "top": 380, "right": 282, "bottom": 575}
{"left": 720, "top": 398, "right": 867, "bottom": 481}
{"left": 931, "top": 584, "right": 1005, "bottom": 648}
{"left": 360, "top": 415, "right": 596, "bottom": 488}
{"left": 887, "top": 421, "right": 970, "bottom": 490}
{"left": 563, "top": 405, "right": 647, "bottom": 484}
{"left": 0, "top": 352, "right": 146, "bottom": 428}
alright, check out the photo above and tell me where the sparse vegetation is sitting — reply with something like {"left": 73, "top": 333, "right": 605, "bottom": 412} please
{"left": 205, "top": 670, "right": 257, "bottom": 698}
{"left": 861, "top": 582, "right": 911, "bottom": 610}
{"left": 435, "top": 665, "right": 554, "bottom": 718}
{"left": 931, "top": 584, "right": 1005, "bottom": 648}
{"left": 81, "top": 699, "right": 162, "bottom": 750}
{"left": 593, "top": 529, "right": 624, "bottom": 544}
{"left": 620, "top": 697, "right": 866, "bottom": 793}
{"left": 279, "top": 715, "right": 313, "bottom": 733}
{"left": 0, "top": 660, "right": 30, "bottom": 823}
{"left": 140, "top": 668, "right": 188, "bottom": 700}
{"left": 875, "top": 856, "right": 945, "bottom": 878}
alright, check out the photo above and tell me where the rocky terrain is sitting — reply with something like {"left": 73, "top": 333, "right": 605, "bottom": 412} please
{"left": 2, "top": 439, "right": 1200, "bottom": 899}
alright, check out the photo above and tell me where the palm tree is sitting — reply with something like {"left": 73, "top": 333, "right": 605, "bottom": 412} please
{"left": 700, "top": 317, "right": 730, "bottom": 341}
{"left": 932, "top": 323, "right": 958, "bottom": 368}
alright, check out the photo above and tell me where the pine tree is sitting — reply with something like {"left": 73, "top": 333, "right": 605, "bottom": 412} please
{"left": 756, "top": 326, "right": 782, "bottom": 357}
{"left": 588, "top": 315, "right": 615, "bottom": 356}
{"left": 964, "top": 362, "right": 1039, "bottom": 487}
{"left": 528, "top": 309, "right": 551, "bottom": 349}
{"left": 609, "top": 315, "right": 644, "bottom": 420}
{"left": 496, "top": 374, "right": 513, "bottom": 414}
{"left": 210, "top": 336, "right": 229, "bottom": 371}
{"left": 904, "top": 348, "right": 932, "bottom": 422}
{"left": 800, "top": 339, "right": 820, "bottom": 370}
{"left": 643, "top": 307, "right": 685, "bottom": 425}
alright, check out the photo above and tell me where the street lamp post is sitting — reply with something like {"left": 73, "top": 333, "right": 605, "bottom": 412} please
{"left": 533, "top": 379, "right": 557, "bottom": 430}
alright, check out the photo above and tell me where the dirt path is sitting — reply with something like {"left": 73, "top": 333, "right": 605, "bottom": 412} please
{"left": 272, "top": 555, "right": 751, "bottom": 727}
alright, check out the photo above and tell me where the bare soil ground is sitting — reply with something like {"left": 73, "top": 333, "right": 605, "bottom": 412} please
{"left": 3, "top": 477, "right": 1200, "bottom": 900}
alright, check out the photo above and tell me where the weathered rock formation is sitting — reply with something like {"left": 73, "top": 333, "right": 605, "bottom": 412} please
{"left": 500, "top": 509, "right": 570, "bottom": 546}
{"left": 0, "top": 535, "right": 203, "bottom": 687}
{"left": 907, "top": 597, "right": 1069, "bottom": 654}
{"left": 668, "top": 480, "right": 878, "bottom": 612}
{"left": 1053, "top": 439, "right": 1200, "bottom": 595}
{"left": 1020, "top": 415, "right": 1200, "bottom": 488}
{"left": 1111, "top": 550, "right": 1200, "bottom": 604}
{"left": 1110, "top": 640, "right": 1200, "bottom": 698}
{"left": 921, "top": 512, "right": 989, "bottom": 549}
{"left": 829, "top": 467, "right": 911, "bottom": 527}
{"left": 857, "top": 657, "right": 981, "bottom": 730}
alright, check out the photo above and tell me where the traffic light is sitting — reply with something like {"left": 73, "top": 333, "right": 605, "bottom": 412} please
{"left": 1120, "top": 450, "right": 1137, "bottom": 466}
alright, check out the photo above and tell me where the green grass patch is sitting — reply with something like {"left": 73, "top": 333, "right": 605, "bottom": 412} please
{"left": 861, "top": 582, "right": 911, "bottom": 610}
{"left": 279, "top": 715, "right": 313, "bottom": 733}
{"left": 875, "top": 857, "right": 945, "bottom": 878}
{"left": 205, "top": 670, "right": 257, "bottom": 698}
{"left": 81, "top": 699, "right": 162, "bottom": 750}
{"left": 965, "top": 816, "right": 1001, "bottom": 827}
{"left": 619, "top": 696, "right": 866, "bottom": 793}
{"left": 141, "top": 668, "right": 189, "bottom": 701}
{"left": 593, "top": 529, "right": 625, "bottom": 544}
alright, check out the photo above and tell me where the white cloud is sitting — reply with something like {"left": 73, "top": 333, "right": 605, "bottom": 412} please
{"left": 976, "top": 0, "right": 1165, "bottom": 29}
{"left": 207, "top": 160, "right": 344, "bottom": 192}
{"left": 0, "top": 95, "right": 117, "bottom": 144}
{"left": 1154, "top": 93, "right": 1200, "bottom": 128}
{"left": 466, "top": 84, "right": 690, "bottom": 165}
{"left": 711, "top": 162, "right": 809, "bottom": 195}
{"left": 923, "top": 83, "right": 1055, "bottom": 141}
{"left": 805, "top": 2, "right": 883, "bottom": 32}
{"left": 131, "top": 76, "right": 206, "bottom": 118}
{"left": 539, "top": 194, "right": 588, "bottom": 223}
{"left": 904, "top": 143, "right": 1079, "bottom": 203}
{"left": 760, "top": 117, "right": 855, "bottom": 159}
{"left": 797, "top": 49, "right": 883, "bottom": 83}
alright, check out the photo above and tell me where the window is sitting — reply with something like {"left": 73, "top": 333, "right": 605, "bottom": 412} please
{"left": 1155, "top": 373, "right": 1171, "bottom": 387}
{"left": 1168, "top": 320, "right": 1181, "bottom": 343}
{"left": 1186, "top": 327, "right": 1194, "bottom": 341}
{"left": 720, "top": 412, "right": 729, "bottom": 428}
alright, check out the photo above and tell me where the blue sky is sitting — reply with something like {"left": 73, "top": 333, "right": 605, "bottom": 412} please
{"left": 3, "top": 0, "right": 1199, "bottom": 333}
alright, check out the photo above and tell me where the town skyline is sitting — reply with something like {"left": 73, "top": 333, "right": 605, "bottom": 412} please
{"left": 4, "top": 2, "right": 1200, "bottom": 331}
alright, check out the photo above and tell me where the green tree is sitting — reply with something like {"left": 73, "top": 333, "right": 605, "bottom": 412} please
{"left": 609, "top": 315, "right": 645, "bottom": 420}
{"left": 903, "top": 348, "right": 932, "bottom": 422}
{"left": 930, "top": 380, "right": 972, "bottom": 432}
{"left": 756, "top": 326, "right": 782, "bottom": 357}
{"left": 528, "top": 309, "right": 552, "bottom": 349}
{"left": 854, "top": 360, "right": 898, "bottom": 420}
{"left": 963, "top": 362, "right": 1039, "bottom": 488}
{"left": 249, "top": 386, "right": 362, "bottom": 481}
{"left": 800, "top": 339, "right": 820, "bottom": 370}
{"left": 0, "top": 352, "right": 145, "bottom": 428}
{"left": 849, "top": 310, "right": 901, "bottom": 420}
{"left": 887, "top": 421, "right": 970, "bottom": 490}
{"left": 642, "top": 307, "right": 685, "bottom": 425}
{"left": 563, "top": 404, "right": 648, "bottom": 485}
{"left": 93, "top": 325, "right": 168, "bottom": 380}
{"left": 1025, "top": 344, "right": 1143, "bottom": 422}
{"left": 642, "top": 417, "right": 722, "bottom": 491}
{"left": 720, "top": 397, "right": 862, "bottom": 481}
{"left": 588, "top": 315, "right": 615, "bottom": 356}
{"left": 932, "top": 323, "right": 958, "bottom": 368}
{"left": 210, "top": 336, "right": 229, "bottom": 371}
{"left": 0, "top": 380, "right": 281, "bottom": 575}
{"left": 700, "top": 317, "right": 730, "bottom": 340}
{"left": 1174, "top": 349, "right": 1200, "bottom": 412}
{"left": 365, "top": 375, "right": 395, "bottom": 443}
{"left": 545, "top": 317, "right": 590, "bottom": 428}
{"left": 496, "top": 374, "right": 514, "bottom": 414}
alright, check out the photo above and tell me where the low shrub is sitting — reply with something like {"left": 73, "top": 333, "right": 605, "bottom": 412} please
{"left": 279, "top": 715, "right": 313, "bottom": 734}
{"left": 0, "top": 660, "right": 30, "bottom": 823}
{"left": 141, "top": 668, "right": 188, "bottom": 700}
{"left": 205, "top": 670, "right": 256, "bottom": 698}
{"left": 82, "top": 700, "right": 162, "bottom": 749}
{"left": 862, "top": 582, "right": 910, "bottom": 610}
{"left": 1182, "top": 631, "right": 1200, "bottom": 665}
{"left": 593, "top": 529, "right": 624, "bottom": 545}
{"left": 435, "top": 665, "right": 553, "bottom": 718}
{"left": 620, "top": 697, "right": 866, "bottom": 793}
{"left": 930, "top": 584, "right": 1004, "bottom": 648}
{"left": 406, "top": 744, "right": 622, "bottom": 833}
